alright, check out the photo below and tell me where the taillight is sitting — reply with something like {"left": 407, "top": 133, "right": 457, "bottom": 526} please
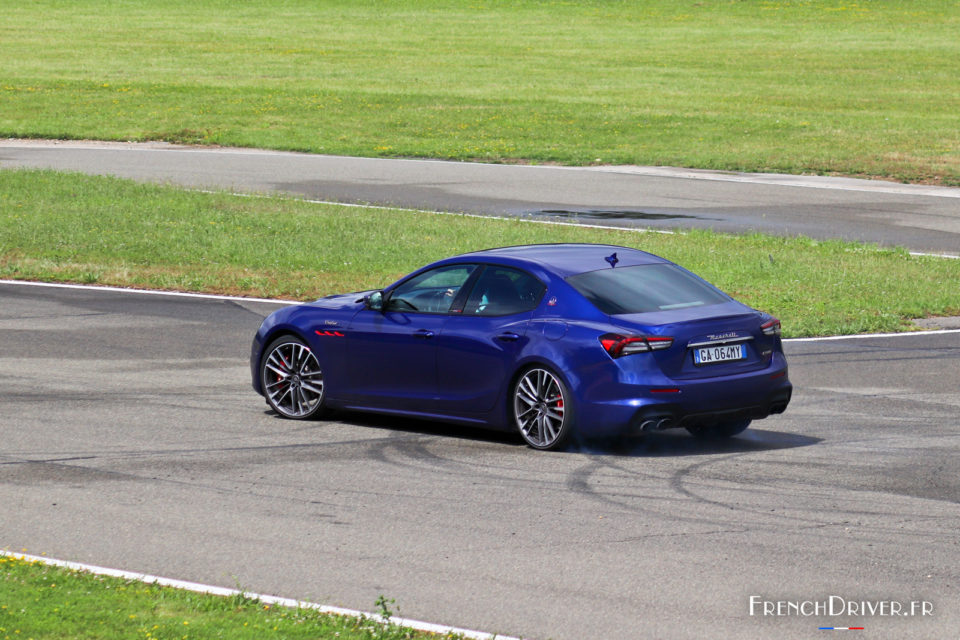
{"left": 761, "top": 317, "right": 782, "bottom": 337}
{"left": 599, "top": 333, "right": 674, "bottom": 358}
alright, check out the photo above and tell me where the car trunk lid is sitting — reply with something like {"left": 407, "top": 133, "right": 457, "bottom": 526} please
{"left": 612, "top": 302, "right": 775, "bottom": 379}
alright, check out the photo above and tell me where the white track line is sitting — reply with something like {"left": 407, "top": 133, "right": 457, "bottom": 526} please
{"left": 9, "top": 143, "right": 960, "bottom": 252}
{"left": 0, "top": 278, "right": 291, "bottom": 304}
{"left": 207, "top": 189, "right": 960, "bottom": 255}
{"left": 6, "top": 139, "right": 960, "bottom": 199}
{"left": 3, "top": 279, "right": 959, "bottom": 340}
{"left": 583, "top": 164, "right": 960, "bottom": 199}
{"left": 909, "top": 251, "right": 960, "bottom": 259}
{"left": 197, "top": 187, "right": 678, "bottom": 236}
{"left": 0, "top": 550, "right": 521, "bottom": 640}
{"left": 310, "top": 200, "right": 680, "bottom": 235}
{"left": 784, "top": 328, "right": 960, "bottom": 342}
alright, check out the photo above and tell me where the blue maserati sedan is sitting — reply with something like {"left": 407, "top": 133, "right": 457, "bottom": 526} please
{"left": 251, "top": 244, "right": 791, "bottom": 450}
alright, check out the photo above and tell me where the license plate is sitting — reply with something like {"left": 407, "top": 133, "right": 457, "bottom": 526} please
{"left": 694, "top": 343, "right": 746, "bottom": 365}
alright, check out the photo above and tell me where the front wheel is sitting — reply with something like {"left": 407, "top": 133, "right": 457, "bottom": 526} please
{"left": 512, "top": 367, "right": 573, "bottom": 451}
{"left": 260, "top": 336, "right": 327, "bottom": 419}
{"left": 686, "top": 419, "right": 751, "bottom": 439}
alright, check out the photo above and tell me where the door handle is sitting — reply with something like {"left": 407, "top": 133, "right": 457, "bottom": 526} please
{"left": 495, "top": 332, "right": 520, "bottom": 342}
{"left": 413, "top": 329, "right": 435, "bottom": 339}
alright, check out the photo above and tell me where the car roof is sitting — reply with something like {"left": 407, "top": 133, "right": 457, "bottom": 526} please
{"left": 452, "top": 243, "right": 668, "bottom": 278}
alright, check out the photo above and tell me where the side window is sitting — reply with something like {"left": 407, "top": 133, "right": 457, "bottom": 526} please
{"left": 385, "top": 264, "right": 476, "bottom": 314}
{"left": 463, "top": 266, "right": 545, "bottom": 316}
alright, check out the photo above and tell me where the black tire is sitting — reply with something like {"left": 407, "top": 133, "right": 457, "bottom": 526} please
{"left": 686, "top": 419, "right": 751, "bottom": 439}
{"left": 259, "top": 336, "right": 327, "bottom": 419}
{"left": 511, "top": 366, "right": 573, "bottom": 451}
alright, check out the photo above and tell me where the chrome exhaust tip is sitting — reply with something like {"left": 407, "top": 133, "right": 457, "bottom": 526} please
{"left": 639, "top": 416, "right": 675, "bottom": 432}
{"left": 639, "top": 419, "right": 658, "bottom": 432}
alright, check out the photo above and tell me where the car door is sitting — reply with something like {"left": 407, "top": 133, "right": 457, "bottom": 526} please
{"left": 345, "top": 263, "right": 477, "bottom": 411}
{"left": 436, "top": 265, "right": 546, "bottom": 415}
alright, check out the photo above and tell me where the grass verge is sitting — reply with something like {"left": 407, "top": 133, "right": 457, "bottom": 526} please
{"left": 0, "top": 554, "right": 461, "bottom": 640}
{"left": 1, "top": 169, "right": 958, "bottom": 337}
{"left": 1, "top": 0, "right": 958, "bottom": 184}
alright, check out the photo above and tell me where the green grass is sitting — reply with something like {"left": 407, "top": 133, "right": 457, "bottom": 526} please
{"left": 2, "top": 169, "right": 957, "bottom": 337}
{"left": 1, "top": 0, "right": 959, "bottom": 184}
{"left": 0, "top": 554, "right": 458, "bottom": 640}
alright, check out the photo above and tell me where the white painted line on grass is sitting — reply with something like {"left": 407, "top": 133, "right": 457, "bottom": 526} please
{"left": 784, "top": 328, "right": 960, "bottom": 342}
{"left": 198, "top": 187, "right": 678, "bottom": 235}
{"left": 0, "top": 280, "right": 960, "bottom": 342}
{"left": 910, "top": 251, "right": 960, "bottom": 259}
{"left": 9, "top": 139, "right": 958, "bottom": 252}
{"left": 201, "top": 188, "right": 960, "bottom": 254}
{"left": 0, "top": 278, "right": 292, "bottom": 305}
{"left": 6, "top": 139, "right": 960, "bottom": 199}
{"left": 319, "top": 201, "right": 680, "bottom": 235}
{"left": 583, "top": 164, "right": 960, "bottom": 199}
{"left": 4, "top": 279, "right": 959, "bottom": 341}
{"left": 1, "top": 550, "right": 522, "bottom": 640}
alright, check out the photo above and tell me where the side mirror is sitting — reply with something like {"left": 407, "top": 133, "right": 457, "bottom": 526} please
{"left": 365, "top": 291, "right": 384, "bottom": 312}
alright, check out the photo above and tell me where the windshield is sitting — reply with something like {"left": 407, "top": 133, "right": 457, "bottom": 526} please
{"left": 566, "top": 263, "right": 731, "bottom": 315}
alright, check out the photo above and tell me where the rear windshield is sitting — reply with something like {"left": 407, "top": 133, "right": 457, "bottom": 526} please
{"left": 566, "top": 263, "right": 731, "bottom": 315}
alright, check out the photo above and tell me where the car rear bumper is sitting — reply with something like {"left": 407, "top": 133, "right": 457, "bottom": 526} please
{"left": 576, "top": 356, "right": 793, "bottom": 437}
{"left": 629, "top": 385, "right": 792, "bottom": 433}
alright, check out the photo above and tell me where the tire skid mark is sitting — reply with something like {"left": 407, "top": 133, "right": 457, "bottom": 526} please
{"left": 667, "top": 453, "right": 960, "bottom": 545}
{"left": 562, "top": 457, "right": 761, "bottom": 530}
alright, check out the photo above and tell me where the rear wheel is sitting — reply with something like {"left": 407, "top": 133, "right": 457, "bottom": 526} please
{"left": 686, "top": 419, "right": 751, "bottom": 439}
{"left": 512, "top": 367, "right": 572, "bottom": 451}
{"left": 260, "top": 336, "right": 326, "bottom": 419}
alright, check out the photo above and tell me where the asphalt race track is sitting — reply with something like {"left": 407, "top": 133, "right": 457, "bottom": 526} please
{"left": 1, "top": 139, "right": 959, "bottom": 255}
{"left": 1, "top": 281, "right": 958, "bottom": 639}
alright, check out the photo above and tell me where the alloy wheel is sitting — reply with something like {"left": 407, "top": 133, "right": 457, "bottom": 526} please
{"left": 514, "top": 368, "right": 569, "bottom": 450}
{"left": 262, "top": 339, "right": 325, "bottom": 419}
